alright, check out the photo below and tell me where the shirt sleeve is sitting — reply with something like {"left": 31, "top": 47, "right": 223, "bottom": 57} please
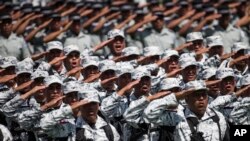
{"left": 2, "top": 94, "right": 25, "bottom": 119}
{"left": 123, "top": 96, "right": 150, "bottom": 127}
{"left": 230, "top": 97, "right": 250, "bottom": 125}
{"left": 209, "top": 94, "right": 237, "bottom": 110}
{"left": 39, "top": 104, "right": 73, "bottom": 131}
{"left": 143, "top": 93, "right": 180, "bottom": 126}
{"left": 101, "top": 92, "right": 128, "bottom": 118}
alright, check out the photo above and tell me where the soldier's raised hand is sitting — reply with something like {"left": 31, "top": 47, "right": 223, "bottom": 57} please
{"left": 49, "top": 56, "right": 66, "bottom": 66}
{"left": 175, "top": 88, "right": 195, "bottom": 100}
{"left": 147, "top": 91, "right": 171, "bottom": 102}
{"left": 0, "top": 74, "right": 16, "bottom": 84}
{"left": 118, "top": 79, "right": 140, "bottom": 96}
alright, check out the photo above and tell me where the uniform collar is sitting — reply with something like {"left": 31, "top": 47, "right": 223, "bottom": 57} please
{"left": 152, "top": 27, "right": 169, "bottom": 35}
{"left": 76, "top": 115, "right": 107, "bottom": 129}
{"left": 216, "top": 24, "right": 235, "bottom": 32}
{"left": 184, "top": 107, "right": 216, "bottom": 121}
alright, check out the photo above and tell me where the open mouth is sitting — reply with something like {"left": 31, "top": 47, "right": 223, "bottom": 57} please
{"left": 141, "top": 85, "right": 148, "bottom": 91}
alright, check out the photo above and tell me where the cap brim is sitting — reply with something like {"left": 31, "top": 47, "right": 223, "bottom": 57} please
{"left": 66, "top": 50, "right": 80, "bottom": 56}
{"left": 48, "top": 47, "right": 63, "bottom": 51}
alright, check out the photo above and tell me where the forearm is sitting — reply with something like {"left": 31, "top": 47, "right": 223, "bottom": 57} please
{"left": 101, "top": 92, "right": 127, "bottom": 117}
{"left": 167, "top": 16, "right": 187, "bottom": 29}
{"left": 93, "top": 19, "right": 107, "bottom": 33}
{"left": 25, "top": 27, "right": 41, "bottom": 42}
{"left": 16, "top": 19, "right": 31, "bottom": 36}
{"left": 43, "top": 30, "right": 63, "bottom": 43}
{"left": 2, "top": 94, "right": 25, "bottom": 118}
{"left": 144, "top": 93, "right": 178, "bottom": 120}
{"left": 178, "top": 19, "right": 194, "bottom": 36}
{"left": 193, "top": 20, "right": 207, "bottom": 32}
{"left": 126, "top": 20, "right": 146, "bottom": 34}
{"left": 39, "top": 105, "right": 73, "bottom": 130}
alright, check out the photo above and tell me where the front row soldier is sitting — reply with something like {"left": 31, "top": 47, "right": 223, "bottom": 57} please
{"left": 143, "top": 80, "right": 230, "bottom": 141}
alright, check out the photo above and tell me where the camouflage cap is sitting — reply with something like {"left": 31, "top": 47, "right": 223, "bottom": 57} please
{"left": 186, "top": 32, "right": 203, "bottom": 42}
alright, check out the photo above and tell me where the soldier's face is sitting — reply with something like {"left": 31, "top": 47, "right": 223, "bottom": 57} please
{"left": 219, "top": 14, "right": 230, "bottom": 27}
{"left": 83, "top": 65, "right": 99, "bottom": 78}
{"left": 186, "top": 90, "right": 208, "bottom": 118}
{"left": 100, "top": 70, "right": 116, "bottom": 90}
{"left": 65, "top": 51, "right": 80, "bottom": 70}
{"left": 240, "top": 85, "right": 250, "bottom": 98}
{"left": 189, "top": 40, "right": 203, "bottom": 52}
{"left": 100, "top": 70, "right": 115, "bottom": 80}
{"left": 2, "top": 66, "right": 16, "bottom": 86}
{"left": 16, "top": 73, "right": 31, "bottom": 85}
{"left": 149, "top": 55, "right": 160, "bottom": 64}
{"left": 109, "top": 36, "right": 125, "bottom": 56}
{"left": 0, "top": 19, "right": 13, "bottom": 37}
{"left": 182, "top": 65, "right": 197, "bottom": 82}
{"left": 152, "top": 18, "right": 164, "bottom": 32}
{"left": 233, "top": 50, "right": 247, "bottom": 66}
{"left": 80, "top": 102, "right": 99, "bottom": 124}
{"left": 46, "top": 83, "right": 63, "bottom": 102}
{"left": 164, "top": 56, "right": 179, "bottom": 73}
{"left": 117, "top": 73, "right": 132, "bottom": 89}
{"left": 209, "top": 46, "right": 223, "bottom": 57}
{"left": 47, "top": 49, "right": 64, "bottom": 66}
{"left": 51, "top": 18, "right": 61, "bottom": 31}
{"left": 220, "top": 76, "right": 235, "bottom": 94}
{"left": 16, "top": 73, "right": 31, "bottom": 93}
{"left": 70, "top": 21, "right": 81, "bottom": 35}
{"left": 64, "top": 92, "right": 78, "bottom": 105}
{"left": 207, "top": 76, "right": 220, "bottom": 98}
{"left": 136, "top": 76, "right": 151, "bottom": 95}
{"left": 33, "top": 78, "right": 46, "bottom": 101}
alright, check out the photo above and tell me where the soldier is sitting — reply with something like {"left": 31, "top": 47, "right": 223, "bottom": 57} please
{"left": 141, "top": 11, "right": 178, "bottom": 50}
{"left": 0, "top": 56, "right": 18, "bottom": 91}
{"left": 75, "top": 88, "right": 120, "bottom": 141}
{"left": 0, "top": 14, "right": 30, "bottom": 60}
{"left": 213, "top": 5, "right": 249, "bottom": 53}
{"left": 209, "top": 68, "right": 240, "bottom": 124}
{"left": 2, "top": 60, "right": 37, "bottom": 141}
{"left": 179, "top": 54, "right": 198, "bottom": 85}
{"left": 144, "top": 80, "right": 230, "bottom": 141}
{"left": 227, "top": 42, "right": 248, "bottom": 77}
{"left": 64, "top": 14, "right": 93, "bottom": 53}
{"left": 123, "top": 67, "right": 170, "bottom": 141}
{"left": 37, "top": 41, "right": 67, "bottom": 77}
{"left": 91, "top": 59, "right": 117, "bottom": 100}
{"left": 161, "top": 49, "right": 181, "bottom": 78}
{"left": 80, "top": 56, "right": 100, "bottom": 82}
{"left": 186, "top": 32, "right": 207, "bottom": 63}
{"left": 230, "top": 74, "right": 250, "bottom": 125}
{"left": 38, "top": 75, "right": 75, "bottom": 140}
{"left": 101, "top": 62, "right": 134, "bottom": 140}
{"left": 63, "top": 80, "right": 81, "bottom": 118}
{"left": 200, "top": 67, "right": 220, "bottom": 101}
{"left": 106, "top": 29, "right": 126, "bottom": 59}
{"left": 63, "top": 44, "right": 83, "bottom": 80}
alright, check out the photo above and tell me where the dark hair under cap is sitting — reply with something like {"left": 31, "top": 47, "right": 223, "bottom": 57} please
{"left": 165, "top": 1, "right": 175, "bottom": 8}
{"left": 0, "top": 14, "right": 12, "bottom": 21}
{"left": 51, "top": 13, "right": 61, "bottom": 19}
{"left": 218, "top": 5, "right": 230, "bottom": 15}
{"left": 147, "top": 0, "right": 159, "bottom": 5}
{"left": 110, "top": 6, "right": 120, "bottom": 12}
{"left": 70, "top": 14, "right": 81, "bottom": 21}
{"left": 121, "top": 4, "right": 135, "bottom": 11}
{"left": 92, "top": 3, "right": 104, "bottom": 9}
{"left": 179, "top": 0, "right": 188, "bottom": 7}
{"left": 153, "top": 11, "right": 164, "bottom": 19}
{"left": 4, "top": 2, "right": 13, "bottom": 8}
